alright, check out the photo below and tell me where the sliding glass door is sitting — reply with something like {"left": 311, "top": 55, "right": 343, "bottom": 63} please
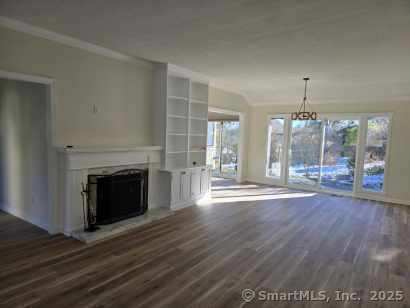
{"left": 320, "top": 119, "right": 359, "bottom": 192}
{"left": 265, "top": 113, "right": 391, "bottom": 195}
{"left": 288, "top": 118, "right": 360, "bottom": 192}
{"left": 288, "top": 120, "right": 322, "bottom": 186}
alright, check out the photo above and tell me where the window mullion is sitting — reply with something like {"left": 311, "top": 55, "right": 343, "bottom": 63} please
{"left": 283, "top": 117, "right": 291, "bottom": 185}
{"left": 265, "top": 122, "right": 272, "bottom": 177}
{"left": 317, "top": 120, "right": 326, "bottom": 189}
{"left": 355, "top": 116, "right": 368, "bottom": 194}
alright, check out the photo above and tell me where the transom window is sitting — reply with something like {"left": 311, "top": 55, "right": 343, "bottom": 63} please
{"left": 266, "top": 114, "right": 391, "bottom": 194}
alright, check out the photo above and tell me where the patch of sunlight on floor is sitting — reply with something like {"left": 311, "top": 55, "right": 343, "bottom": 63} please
{"left": 371, "top": 248, "right": 402, "bottom": 262}
{"left": 197, "top": 192, "right": 317, "bottom": 206}
{"left": 212, "top": 184, "right": 260, "bottom": 190}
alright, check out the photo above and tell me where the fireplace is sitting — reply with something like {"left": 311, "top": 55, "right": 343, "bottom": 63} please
{"left": 85, "top": 169, "right": 148, "bottom": 229}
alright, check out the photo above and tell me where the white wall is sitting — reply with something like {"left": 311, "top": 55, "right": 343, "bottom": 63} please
{"left": 247, "top": 102, "right": 410, "bottom": 204}
{"left": 0, "top": 26, "right": 154, "bottom": 147}
{"left": 209, "top": 87, "right": 249, "bottom": 114}
{"left": 0, "top": 79, "right": 50, "bottom": 229}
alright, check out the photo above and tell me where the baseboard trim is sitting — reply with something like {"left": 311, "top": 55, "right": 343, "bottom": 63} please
{"left": 245, "top": 177, "right": 410, "bottom": 207}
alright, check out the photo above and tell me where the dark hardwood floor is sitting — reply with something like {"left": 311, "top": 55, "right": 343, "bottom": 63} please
{"left": 0, "top": 179, "right": 409, "bottom": 307}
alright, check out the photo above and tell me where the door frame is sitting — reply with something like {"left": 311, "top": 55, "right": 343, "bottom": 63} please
{"left": 0, "top": 69, "right": 59, "bottom": 234}
{"left": 208, "top": 107, "right": 245, "bottom": 183}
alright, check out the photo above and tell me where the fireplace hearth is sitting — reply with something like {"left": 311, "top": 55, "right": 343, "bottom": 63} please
{"left": 83, "top": 169, "right": 148, "bottom": 231}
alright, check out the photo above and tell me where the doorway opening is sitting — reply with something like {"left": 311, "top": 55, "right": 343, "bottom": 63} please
{"left": 0, "top": 71, "right": 57, "bottom": 234}
{"left": 207, "top": 107, "right": 244, "bottom": 184}
{"left": 207, "top": 120, "right": 239, "bottom": 178}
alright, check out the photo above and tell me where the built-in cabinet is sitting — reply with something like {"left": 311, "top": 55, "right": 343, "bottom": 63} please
{"left": 166, "top": 167, "right": 211, "bottom": 210}
{"left": 153, "top": 63, "right": 211, "bottom": 210}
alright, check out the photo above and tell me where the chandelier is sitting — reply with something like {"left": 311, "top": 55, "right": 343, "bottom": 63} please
{"left": 291, "top": 77, "right": 317, "bottom": 120}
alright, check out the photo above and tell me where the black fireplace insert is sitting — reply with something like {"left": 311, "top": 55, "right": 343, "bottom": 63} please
{"left": 84, "top": 169, "right": 148, "bottom": 229}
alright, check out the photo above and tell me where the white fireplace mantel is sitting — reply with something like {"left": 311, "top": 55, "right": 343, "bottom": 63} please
{"left": 58, "top": 146, "right": 162, "bottom": 170}
{"left": 58, "top": 146, "right": 163, "bottom": 235}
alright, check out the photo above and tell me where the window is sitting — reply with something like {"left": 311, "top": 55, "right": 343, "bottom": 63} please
{"left": 321, "top": 119, "right": 359, "bottom": 192}
{"left": 207, "top": 122, "right": 215, "bottom": 146}
{"left": 288, "top": 120, "right": 322, "bottom": 186}
{"left": 266, "top": 118, "right": 285, "bottom": 178}
{"left": 265, "top": 113, "right": 391, "bottom": 195}
{"left": 362, "top": 116, "right": 390, "bottom": 192}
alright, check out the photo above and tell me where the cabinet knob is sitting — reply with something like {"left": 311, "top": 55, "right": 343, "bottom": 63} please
{"left": 181, "top": 171, "right": 186, "bottom": 175}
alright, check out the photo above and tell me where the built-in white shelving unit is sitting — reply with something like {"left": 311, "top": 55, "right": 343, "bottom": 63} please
{"left": 153, "top": 63, "right": 211, "bottom": 211}
{"left": 153, "top": 63, "right": 209, "bottom": 170}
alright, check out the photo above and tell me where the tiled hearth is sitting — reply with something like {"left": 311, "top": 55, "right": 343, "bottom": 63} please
{"left": 72, "top": 208, "right": 173, "bottom": 243}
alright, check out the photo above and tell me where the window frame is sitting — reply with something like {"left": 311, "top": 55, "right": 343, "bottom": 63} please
{"left": 356, "top": 113, "right": 393, "bottom": 195}
{"left": 265, "top": 114, "right": 290, "bottom": 185}
{"left": 319, "top": 115, "right": 361, "bottom": 194}
{"left": 265, "top": 112, "right": 392, "bottom": 196}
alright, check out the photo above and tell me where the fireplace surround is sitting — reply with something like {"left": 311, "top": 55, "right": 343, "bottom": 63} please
{"left": 58, "top": 146, "right": 163, "bottom": 235}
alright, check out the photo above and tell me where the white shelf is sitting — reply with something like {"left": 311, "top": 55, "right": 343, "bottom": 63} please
{"left": 189, "top": 133, "right": 206, "bottom": 137}
{"left": 168, "top": 96, "right": 188, "bottom": 101}
{"left": 167, "top": 151, "right": 186, "bottom": 154}
{"left": 190, "top": 116, "right": 207, "bottom": 121}
{"left": 191, "top": 99, "right": 208, "bottom": 105}
{"left": 190, "top": 150, "right": 206, "bottom": 153}
{"left": 168, "top": 133, "right": 187, "bottom": 136}
{"left": 168, "top": 114, "right": 187, "bottom": 119}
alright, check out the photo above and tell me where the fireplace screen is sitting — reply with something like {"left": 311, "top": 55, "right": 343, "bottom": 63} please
{"left": 85, "top": 169, "right": 148, "bottom": 229}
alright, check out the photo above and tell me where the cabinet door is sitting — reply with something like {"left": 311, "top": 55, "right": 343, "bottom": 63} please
{"left": 181, "top": 171, "right": 190, "bottom": 201}
{"left": 190, "top": 169, "right": 201, "bottom": 198}
{"left": 171, "top": 172, "right": 181, "bottom": 203}
{"left": 200, "top": 168, "right": 209, "bottom": 195}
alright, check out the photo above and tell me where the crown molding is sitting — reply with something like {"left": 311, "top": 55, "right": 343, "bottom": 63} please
{"left": 0, "top": 69, "right": 54, "bottom": 84}
{"left": 0, "top": 16, "right": 153, "bottom": 69}
{"left": 251, "top": 95, "right": 410, "bottom": 106}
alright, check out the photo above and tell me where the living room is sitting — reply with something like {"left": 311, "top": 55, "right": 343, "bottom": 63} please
{"left": 0, "top": 1, "right": 409, "bottom": 307}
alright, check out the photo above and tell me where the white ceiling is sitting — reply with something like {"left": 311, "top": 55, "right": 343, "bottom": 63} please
{"left": 1, "top": 0, "right": 410, "bottom": 105}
